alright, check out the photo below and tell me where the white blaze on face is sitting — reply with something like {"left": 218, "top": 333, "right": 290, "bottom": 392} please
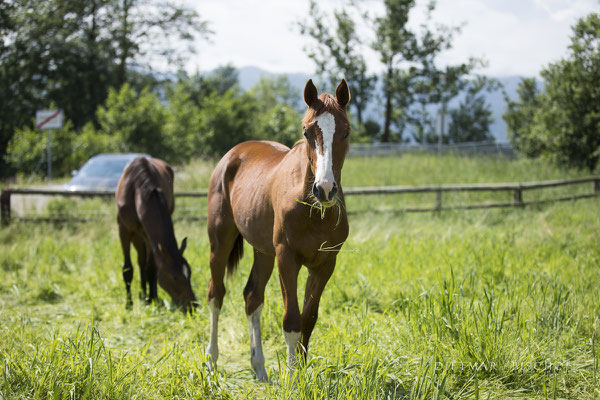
{"left": 313, "top": 112, "right": 336, "bottom": 197}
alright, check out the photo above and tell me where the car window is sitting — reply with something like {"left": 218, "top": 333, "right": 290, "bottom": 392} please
{"left": 78, "top": 159, "right": 132, "bottom": 178}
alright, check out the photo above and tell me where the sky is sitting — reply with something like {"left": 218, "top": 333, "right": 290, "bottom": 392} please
{"left": 187, "top": 0, "right": 598, "bottom": 77}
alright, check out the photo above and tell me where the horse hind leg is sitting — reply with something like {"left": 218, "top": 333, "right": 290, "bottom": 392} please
{"left": 244, "top": 250, "right": 275, "bottom": 382}
{"left": 118, "top": 224, "right": 134, "bottom": 309}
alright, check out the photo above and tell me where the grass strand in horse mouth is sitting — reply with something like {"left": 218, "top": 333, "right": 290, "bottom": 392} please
{"left": 295, "top": 195, "right": 343, "bottom": 227}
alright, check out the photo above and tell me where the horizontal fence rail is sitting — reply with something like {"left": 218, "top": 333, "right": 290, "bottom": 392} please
{"left": 2, "top": 176, "right": 599, "bottom": 224}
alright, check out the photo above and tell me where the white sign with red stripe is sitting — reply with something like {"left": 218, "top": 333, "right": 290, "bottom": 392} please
{"left": 36, "top": 109, "right": 63, "bottom": 130}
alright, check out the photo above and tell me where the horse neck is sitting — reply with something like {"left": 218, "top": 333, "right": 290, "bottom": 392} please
{"left": 139, "top": 189, "right": 179, "bottom": 259}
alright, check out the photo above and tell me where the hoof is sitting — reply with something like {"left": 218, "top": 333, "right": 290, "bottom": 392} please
{"left": 125, "top": 300, "right": 133, "bottom": 310}
{"left": 255, "top": 369, "right": 269, "bottom": 383}
{"left": 207, "top": 359, "right": 217, "bottom": 372}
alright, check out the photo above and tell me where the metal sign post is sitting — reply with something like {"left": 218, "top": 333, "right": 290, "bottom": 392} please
{"left": 35, "top": 110, "right": 63, "bottom": 180}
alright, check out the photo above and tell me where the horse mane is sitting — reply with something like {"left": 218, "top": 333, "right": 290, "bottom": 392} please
{"left": 128, "top": 157, "right": 163, "bottom": 196}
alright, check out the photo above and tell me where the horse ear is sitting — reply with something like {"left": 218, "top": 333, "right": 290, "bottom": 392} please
{"left": 304, "top": 79, "right": 319, "bottom": 108}
{"left": 335, "top": 79, "right": 351, "bottom": 108}
{"left": 180, "top": 237, "right": 187, "bottom": 255}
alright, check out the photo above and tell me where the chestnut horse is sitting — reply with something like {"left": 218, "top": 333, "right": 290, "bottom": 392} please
{"left": 116, "top": 156, "right": 196, "bottom": 311}
{"left": 206, "top": 79, "right": 351, "bottom": 381}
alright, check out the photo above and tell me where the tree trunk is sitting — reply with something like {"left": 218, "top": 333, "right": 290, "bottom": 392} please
{"left": 117, "top": 0, "right": 131, "bottom": 87}
{"left": 382, "top": 64, "right": 393, "bottom": 143}
{"left": 354, "top": 100, "right": 363, "bottom": 126}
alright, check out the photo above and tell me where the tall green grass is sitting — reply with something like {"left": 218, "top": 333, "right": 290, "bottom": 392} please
{"left": 1, "top": 154, "right": 600, "bottom": 399}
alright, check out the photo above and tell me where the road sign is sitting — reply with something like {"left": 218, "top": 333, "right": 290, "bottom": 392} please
{"left": 36, "top": 109, "right": 63, "bottom": 130}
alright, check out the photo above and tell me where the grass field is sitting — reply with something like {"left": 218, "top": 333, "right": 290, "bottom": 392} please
{"left": 1, "top": 154, "right": 599, "bottom": 399}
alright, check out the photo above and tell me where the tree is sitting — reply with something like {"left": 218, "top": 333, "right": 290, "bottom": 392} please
{"left": 370, "top": 0, "right": 416, "bottom": 142}
{"left": 194, "top": 91, "right": 260, "bottom": 158}
{"left": 249, "top": 76, "right": 302, "bottom": 112}
{"left": 0, "top": 0, "right": 209, "bottom": 177}
{"left": 248, "top": 76, "right": 303, "bottom": 147}
{"left": 447, "top": 77, "right": 497, "bottom": 143}
{"left": 299, "top": 0, "right": 376, "bottom": 126}
{"left": 502, "top": 78, "right": 544, "bottom": 157}
{"left": 108, "top": 0, "right": 211, "bottom": 87}
{"left": 370, "top": 0, "right": 474, "bottom": 143}
{"left": 504, "top": 13, "right": 600, "bottom": 170}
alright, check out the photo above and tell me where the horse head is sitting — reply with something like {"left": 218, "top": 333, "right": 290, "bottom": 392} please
{"left": 156, "top": 237, "right": 196, "bottom": 312}
{"left": 302, "top": 79, "right": 351, "bottom": 206}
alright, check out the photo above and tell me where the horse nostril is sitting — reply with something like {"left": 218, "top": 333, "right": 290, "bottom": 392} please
{"left": 330, "top": 184, "right": 338, "bottom": 199}
{"left": 312, "top": 183, "right": 320, "bottom": 199}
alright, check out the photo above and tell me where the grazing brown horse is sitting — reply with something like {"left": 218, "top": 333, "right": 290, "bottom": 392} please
{"left": 116, "top": 156, "right": 196, "bottom": 311}
{"left": 206, "top": 79, "right": 351, "bottom": 381}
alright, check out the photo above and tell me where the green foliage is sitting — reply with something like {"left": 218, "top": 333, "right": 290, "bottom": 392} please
{"left": 504, "top": 13, "right": 600, "bottom": 171}
{"left": 95, "top": 84, "right": 168, "bottom": 158}
{"left": 249, "top": 76, "right": 301, "bottom": 112}
{"left": 299, "top": 1, "right": 377, "bottom": 127}
{"left": 0, "top": 0, "right": 209, "bottom": 177}
{"left": 6, "top": 119, "right": 119, "bottom": 178}
{"left": 447, "top": 77, "right": 497, "bottom": 143}
{"left": 194, "top": 91, "right": 260, "bottom": 158}
{"left": 353, "top": 118, "right": 382, "bottom": 143}
{"left": 249, "top": 76, "right": 303, "bottom": 147}
{"left": 503, "top": 78, "right": 544, "bottom": 157}
{"left": 6, "top": 120, "right": 77, "bottom": 177}
{"left": 257, "top": 105, "right": 300, "bottom": 148}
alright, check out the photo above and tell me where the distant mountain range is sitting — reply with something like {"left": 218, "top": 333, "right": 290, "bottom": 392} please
{"left": 235, "top": 66, "right": 536, "bottom": 144}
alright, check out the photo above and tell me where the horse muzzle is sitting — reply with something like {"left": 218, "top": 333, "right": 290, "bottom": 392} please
{"left": 313, "top": 181, "right": 338, "bottom": 204}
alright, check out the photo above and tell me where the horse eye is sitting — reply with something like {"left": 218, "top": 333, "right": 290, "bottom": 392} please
{"left": 303, "top": 128, "right": 308, "bottom": 139}
{"left": 344, "top": 129, "right": 350, "bottom": 138}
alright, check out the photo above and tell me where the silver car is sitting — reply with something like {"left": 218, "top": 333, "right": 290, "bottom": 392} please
{"left": 66, "top": 153, "right": 149, "bottom": 191}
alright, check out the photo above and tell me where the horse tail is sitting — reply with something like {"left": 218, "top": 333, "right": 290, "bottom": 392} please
{"left": 226, "top": 234, "right": 244, "bottom": 276}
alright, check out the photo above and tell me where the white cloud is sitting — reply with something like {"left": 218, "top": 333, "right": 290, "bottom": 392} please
{"left": 533, "top": 0, "right": 597, "bottom": 22}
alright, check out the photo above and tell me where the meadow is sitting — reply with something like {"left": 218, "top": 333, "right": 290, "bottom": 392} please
{"left": 1, "top": 153, "right": 599, "bottom": 399}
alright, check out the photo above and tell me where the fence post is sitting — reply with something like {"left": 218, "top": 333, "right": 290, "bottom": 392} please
{"left": 435, "top": 189, "right": 442, "bottom": 210}
{"left": 594, "top": 179, "right": 600, "bottom": 194}
{"left": 513, "top": 187, "right": 523, "bottom": 206}
{"left": 1, "top": 190, "right": 11, "bottom": 226}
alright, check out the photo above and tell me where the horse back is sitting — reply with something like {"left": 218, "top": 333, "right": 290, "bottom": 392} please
{"left": 207, "top": 141, "right": 295, "bottom": 255}
{"left": 116, "top": 156, "right": 175, "bottom": 230}
{"left": 209, "top": 141, "right": 290, "bottom": 198}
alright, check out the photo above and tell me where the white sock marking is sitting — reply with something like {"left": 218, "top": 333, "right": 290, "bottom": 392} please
{"left": 283, "top": 329, "right": 301, "bottom": 379}
{"left": 248, "top": 304, "right": 268, "bottom": 381}
{"left": 207, "top": 298, "right": 220, "bottom": 368}
{"left": 314, "top": 112, "right": 336, "bottom": 198}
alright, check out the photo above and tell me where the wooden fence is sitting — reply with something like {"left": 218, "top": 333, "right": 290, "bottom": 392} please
{"left": 2, "top": 176, "right": 599, "bottom": 225}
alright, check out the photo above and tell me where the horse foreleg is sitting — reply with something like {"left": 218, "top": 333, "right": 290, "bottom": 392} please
{"left": 118, "top": 224, "right": 134, "bottom": 309}
{"left": 276, "top": 248, "right": 302, "bottom": 380}
{"left": 243, "top": 250, "right": 274, "bottom": 382}
{"left": 132, "top": 235, "right": 147, "bottom": 301}
{"left": 146, "top": 247, "right": 158, "bottom": 303}
{"left": 301, "top": 261, "right": 335, "bottom": 357}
